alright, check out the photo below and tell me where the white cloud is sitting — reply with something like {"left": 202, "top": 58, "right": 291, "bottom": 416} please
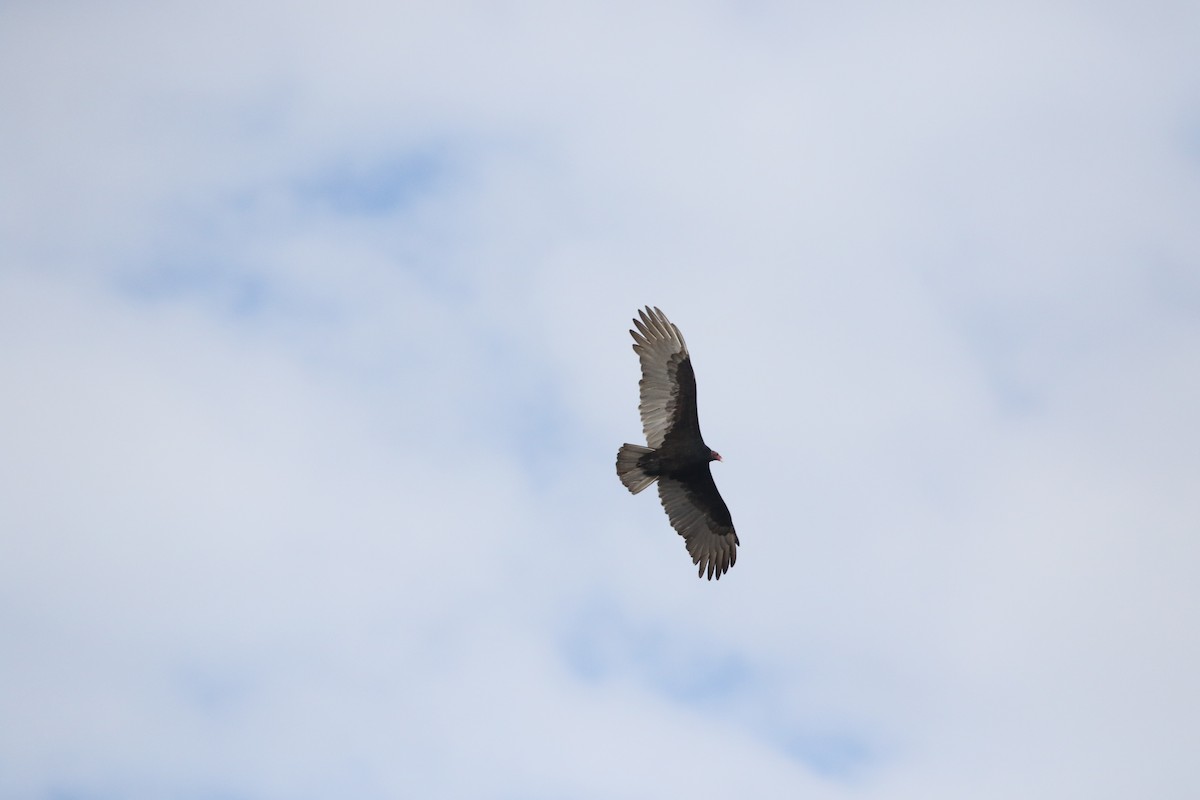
{"left": 2, "top": 1, "right": 1199, "bottom": 797}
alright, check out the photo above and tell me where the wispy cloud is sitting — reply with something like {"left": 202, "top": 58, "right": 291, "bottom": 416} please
{"left": 2, "top": 2, "right": 1198, "bottom": 798}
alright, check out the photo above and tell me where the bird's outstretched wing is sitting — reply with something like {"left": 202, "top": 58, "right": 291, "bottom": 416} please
{"left": 657, "top": 472, "right": 739, "bottom": 580}
{"left": 630, "top": 306, "right": 700, "bottom": 448}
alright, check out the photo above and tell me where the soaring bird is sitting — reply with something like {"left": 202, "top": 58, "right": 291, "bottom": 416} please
{"left": 615, "top": 307, "right": 739, "bottom": 579}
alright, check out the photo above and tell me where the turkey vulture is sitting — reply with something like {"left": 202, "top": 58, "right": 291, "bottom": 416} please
{"left": 616, "top": 306, "right": 739, "bottom": 579}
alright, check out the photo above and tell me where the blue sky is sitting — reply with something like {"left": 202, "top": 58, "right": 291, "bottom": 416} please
{"left": 2, "top": 2, "right": 1199, "bottom": 797}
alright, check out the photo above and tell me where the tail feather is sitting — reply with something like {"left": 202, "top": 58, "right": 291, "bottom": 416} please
{"left": 616, "top": 444, "right": 658, "bottom": 494}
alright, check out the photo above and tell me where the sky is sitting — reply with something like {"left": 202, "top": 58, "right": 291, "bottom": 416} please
{"left": 2, "top": 1, "right": 1199, "bottom": 797}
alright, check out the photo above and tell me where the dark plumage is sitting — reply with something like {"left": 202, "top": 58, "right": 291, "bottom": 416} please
{"left": 615, "top": 306, "right": 739, "bottom": 579}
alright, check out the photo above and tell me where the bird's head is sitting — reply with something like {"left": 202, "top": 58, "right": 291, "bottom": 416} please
{"left": 710, "top": 450, "right": 723, "bottom": 463}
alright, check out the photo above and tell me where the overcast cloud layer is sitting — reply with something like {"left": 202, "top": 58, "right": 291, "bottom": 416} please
{"left": 3, "top": 2, "right": 1199, "bottom": 798}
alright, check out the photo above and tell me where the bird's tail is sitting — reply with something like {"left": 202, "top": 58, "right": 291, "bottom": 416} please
{"left": 616, "top": 444, "right": 658, "bottom": 494}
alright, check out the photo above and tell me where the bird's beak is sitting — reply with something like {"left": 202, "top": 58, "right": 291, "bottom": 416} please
{"left": 712, "top": 451, "right": 723, "bottom": 462}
